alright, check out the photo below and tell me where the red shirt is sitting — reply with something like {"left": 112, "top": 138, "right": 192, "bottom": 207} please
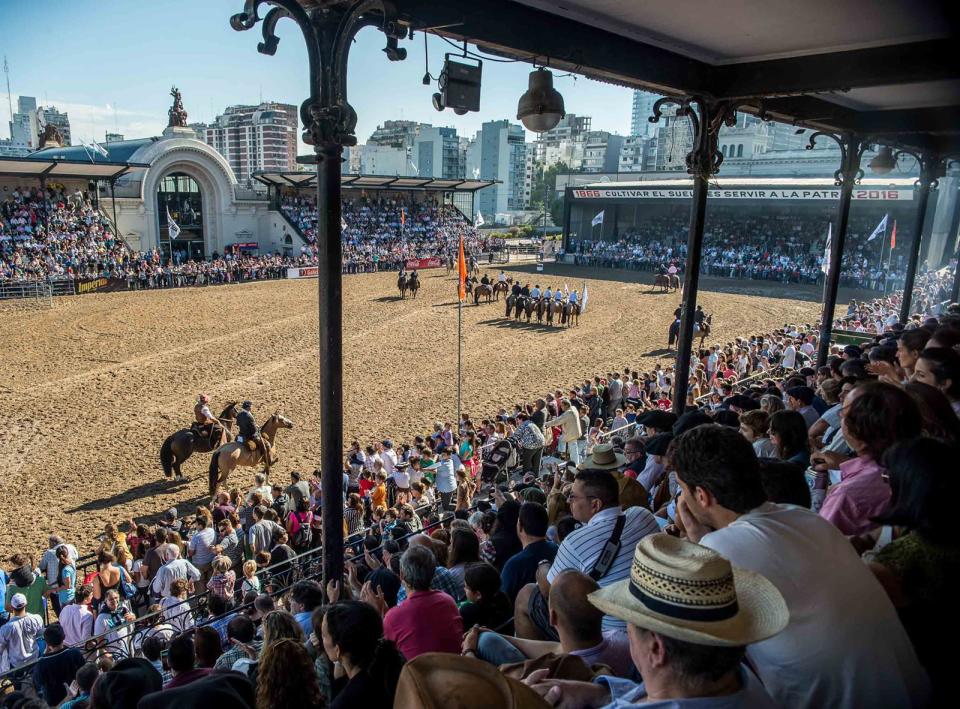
{"left": 359, "top": 478, "right": 375, "bottom": 497}
{"left": 383, "top": 590, "right": 462, "bottom": 660}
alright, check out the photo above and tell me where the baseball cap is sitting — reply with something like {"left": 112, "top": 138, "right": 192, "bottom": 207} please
{"left": 10, "top": 593, "right": 27, "bottom": 610}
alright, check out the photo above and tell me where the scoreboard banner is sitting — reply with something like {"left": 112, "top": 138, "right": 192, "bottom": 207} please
{"left": 571, "top": 187, "right": 913, "bottom": 201}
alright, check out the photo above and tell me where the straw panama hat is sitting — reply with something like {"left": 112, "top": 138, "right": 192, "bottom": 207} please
{"left": 589, "top": 534, "right": 788, "bottom": 647}
{"left": 577, "top": 442, "right": 626, "bottom": 470}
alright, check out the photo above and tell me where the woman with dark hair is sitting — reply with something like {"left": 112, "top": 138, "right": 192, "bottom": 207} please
{"left": 257, "top": 637, "right": 325, "bottom": 709}
{"left": 912, "top": 347, "right": 960, "bottom": 415}
{"left": 768, "top": 410, "right": 809, "bottom": 466}
{"left": 459, "top": 562, "right": 513, "bottom": 632}
{"left": 321, "top": 601, "right": 404, "bottom": 708}
{"left": 447, "top": 528, "right": 480, "bottom": 590}
{"left": 896, "top": 328, "right": 931, "bottom": 378}
{"left": 903, "top": 382, "right": 960, "bottom": 444}
{"left": 821, "top": 381, "right": 922, "bottom": 536}
{"left": 480, "top": 499, "right": 522, "bottom": 571}
{"left": 868, "top": 437, "right": 960, "bottom": 698}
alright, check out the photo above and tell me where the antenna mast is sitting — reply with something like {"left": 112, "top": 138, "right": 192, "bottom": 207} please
{"left": 3, "top": 56, "right": 13, "bottom": 136}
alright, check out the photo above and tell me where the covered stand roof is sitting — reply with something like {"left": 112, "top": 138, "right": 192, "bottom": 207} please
{"left": 254, "top": 170, "right": 496, "bottom": 192}
{"left": 306, "top": 0, "right": 958, "bottom": 157}
{"left": 0, "top": 155, "right": 150, "bottom": 181}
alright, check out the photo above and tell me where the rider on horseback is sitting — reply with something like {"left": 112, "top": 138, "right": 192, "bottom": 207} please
{"left": 236, "top": 400, "right": 272, "bottom": 474}
{"left": 531, "top": 284, "right": 542, "bottom": 300}
{"left": 553, "top": 287, "right": 564, "bottom": 304}
{"left": 480, "top": 272, "right": 491, "bottom": 286}
{"left": 511, "top": 281, "right": 522, "bottom": 298}
{"left": 520, "top": 282, "right": 531, "bottom": 298}
{"left": 497, "top": 271, "right": 507, "bottom": 283}
{"left": 192, "top": 394, "right": 224, "bottom": 446}
{"left": 694, "top": 305, "right": 706, "bottom": 327}
{"left": 543, "top": 285, "right": 552, "bottom": 301}
{"left": 409, "top": 269, "right": 419, "bottom": 289}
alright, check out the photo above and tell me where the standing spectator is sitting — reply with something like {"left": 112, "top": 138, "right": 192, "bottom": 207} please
{"left": 150, "top": 545, "right": 201, "bottom": 599}
{"left": 38, "top": 535, "right": 78, "bottom": 614}
{"left": 286, "top": 470, "right": 311, "bottom": 511}
{"left": 247, "top": 506, "right": 283, "bottom": 557}
{"left": 188, "top": 513, "right": 217, "bottom": 581}
{"left": 59, "top": 584, "right": 95, "bottom": 648}
{"left": 31, "top": 622, "right": 85, "bottom": 706}
{"left": 545, "top": 399, "right": 584, "bottom": 466}
{"left": 215, "top": 518, "right": 243, "bottom": 571}
{"left": 48, "top": 543, "right": 78, "bottom": 615}
{"left": 206, "top": 555, "right": 236, "bottom": 602}
{"left": 432, "top": 449, "right": 457, "bottom": 511}
{"left": 512, "top": 413, "right": 545, "bottom": 475}
{"left": 0, "top": 593, "right": 44, "bottom": 671}
{"left": 92, "top": 589, "right": 136, "bottom": 649}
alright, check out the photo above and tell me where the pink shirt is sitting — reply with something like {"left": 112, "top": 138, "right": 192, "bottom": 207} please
{"left": 820, "top": 456, "right": 891, "bottom": 535}
{"left": 383, "top": 590, "right": 462, "bottom": 660}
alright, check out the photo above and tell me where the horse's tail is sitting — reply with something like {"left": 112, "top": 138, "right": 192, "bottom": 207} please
{"left": 208, "top": 451, "right": 220, "bottom": 497}
{"left": 160, "top": 435, "right": 175, "bottom": 478}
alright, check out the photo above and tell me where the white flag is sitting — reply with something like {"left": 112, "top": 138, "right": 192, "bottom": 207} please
{"left": 866, "top": 214, "right": 888, "bottom": 242}
{"left": 166, "top": 207, "right": 181, "bottom": 240}
{"left": 476, "top": 211, "right": 485, "bottom": 226}
{"left": 89, "top": 140, "right": 109, "bottom": 158}
{"left": 581, "top": 282, "right": 589, "bottom": 312}
{"left": 821, "top": 223, "right": 831, "bottom": 274}
{"left": 591, "top": 210, "right": 604, "bottom": 227}
{"left": 340, "top": 216, "right": 347, "bottom": 230}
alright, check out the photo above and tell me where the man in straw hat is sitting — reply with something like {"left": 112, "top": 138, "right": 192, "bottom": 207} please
{"left": 526, "top": 534, "right": 787, "bottom": 707}
{"left": 670, "top": 424, "right": 930, "bottom": 708}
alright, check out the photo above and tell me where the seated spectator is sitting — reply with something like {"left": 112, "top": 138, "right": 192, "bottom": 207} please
{"left": 467, "top": 569, "right": 633, "bottom": 678}
{"left": 516, "top": 469, "right": 659, "bottom": 639}
{"left": 160, "top": 578, "right": 195, "bottom": 633}
{"left": 164, "top": 632, "right": 211, "bottom": 689}
{"left": 459, "top": 562, "right": 512, "bottom": 631}
{"left": 738, "top": 410, "right": 776, "bottom": 458}
{"left": 912, "top": 347, "right": 960, "bottom": 415}
{"left": 379, "top": 544, "right": 462, "bottom": 659}
{"left": 868, "top": 437, "right": 960, "bottom": 697}
{"left": 394, "top": 535, "right": 463, "bottom": 604}
{"left": 481, "top": 499, "right": 523, "bottom": 571}
{"left": 141, "top": 635, "right": 172, "bottom": 685}
{"left": 671, "top": 424, "right": 929, "bottom": 707}
{"left": 60, "top": 661, "right": 99, "bottom": 709}
{"left": 253, "top": 636, "right": 324, "bottom": 709}
{"left": 768, "top": 410, "right": 810, "bottom": 465}
{"left": 92, "top": 588, "right": 136, "bottom": 648}
{"left": 821, "top": 381, "right": 922, "bottom": 535}
{"left": 322, "top": 600, "right": 405, "bottom": 708}
{"left": 31, "top": 622, "right": 85, "bottom": 705}
{"left": 756, "top": 458, "right": 811, "bottom": 508}
{"left": 214, "top": 614, "right": 257, "bottom": 671}
{"left": 447, "top": 528, "right": 481, "bottom": 592}
{"left": 139, "top": 672, "right": 256, "bottom": 709}
{"left": 193, "top": 625, "right": 222, "bottom": 669}
{"left": 499, "top": 502, "right": 558, "bottom": 603}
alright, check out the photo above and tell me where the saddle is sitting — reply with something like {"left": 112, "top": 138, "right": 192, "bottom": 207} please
{"left": 245, "top": 439, "right": 257, "bottom": 451}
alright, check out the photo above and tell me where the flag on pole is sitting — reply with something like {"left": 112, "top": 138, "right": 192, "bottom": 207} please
{"left": 581, "top": 281, "right": 589, "bottom": 312}
{"left": 457, "top": 236, "right": 468, "bottom": 301}
{"left": 475, "top": 211, "right": 485, "bottom": 227}
{"left": 867, "top": 214, "right": 888, "bottom": 242}
{"left": 166, "top": 207, "right": 181, "bottom": 240}
{"left": 340, "top": 216, "right": 347, "bottom": 230}
{"left": 591, "top": 210, "right": 605, "bottom": 227}
{"left": 821, "top": 223, "right": 831, "bottom": 274}
{"left": 400, "top": 208, "right": 406, "bottom": 227}
{"left": 890, "top": 220, "right": 897, "bottom": 249}
{"left": 89, "top": 140, "right": 109, "bottom": 159}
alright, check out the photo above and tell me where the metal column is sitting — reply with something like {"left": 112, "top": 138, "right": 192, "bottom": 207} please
{"left": 316, "top": 142, "right": 344, "bottom": 589}
{"left": 814, "top": 132, "right": 865, "bottom": 365}
{"left": 899, "top": 155, "right": 940, "bottom": 322}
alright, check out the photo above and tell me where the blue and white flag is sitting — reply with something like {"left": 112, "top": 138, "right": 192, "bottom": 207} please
{"left": 89, "top": 140, "right": 109, "bottom": 159}
{"left": 866, "top": 214, "right": 888, "bottom": 242}
{"left": 476, "top": 211, "right": 485, "bottom": 226}
{"left": 166, "top": 207, "right": 181, "bottom": 240}
{"left": 581, "top": 282, "right": 589, "bottom": 312}
{"left": 591, "top": 210, "right": 605, "bottom": 227}
{"left": 821, "top": 223, "right": 831, "bottom": 274}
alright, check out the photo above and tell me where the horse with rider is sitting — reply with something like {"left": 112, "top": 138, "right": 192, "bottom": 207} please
{"left": 398, "top": 268, "right": 420, "bottom": 299}
{"left": 160, "top": 394, "right": 238, "bottom": 480}
{"left": 208, "top": 400, "right": 295, "bottom": 497}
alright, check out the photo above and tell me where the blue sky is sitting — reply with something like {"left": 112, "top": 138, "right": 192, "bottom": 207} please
{"left": 1, "top": 0, "right": 634, "bottom": 151}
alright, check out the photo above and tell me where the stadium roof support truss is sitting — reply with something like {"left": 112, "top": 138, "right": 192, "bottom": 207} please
{"left": 232, "top": 0, "right": 959, "bottom": 588}
{"left": 0, "top": 156, "right": 149, "bottom": 181}
{"left": 253, "top": 170, "right": 496, "bottom": 193}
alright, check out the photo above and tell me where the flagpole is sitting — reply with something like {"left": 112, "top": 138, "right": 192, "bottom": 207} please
{"left": 457, "top": 295, "right": 462, "bottom": 426}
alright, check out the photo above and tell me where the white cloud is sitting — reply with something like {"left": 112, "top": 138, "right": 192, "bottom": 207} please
{"left": 1, "top": 96, "right": 165, "bottom": 144}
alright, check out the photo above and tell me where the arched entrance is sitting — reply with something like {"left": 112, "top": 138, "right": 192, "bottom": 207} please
{"left": 157, "top": 172, "right": 205, "bottom": 262}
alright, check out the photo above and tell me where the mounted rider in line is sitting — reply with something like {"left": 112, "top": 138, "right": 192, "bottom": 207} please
{"left": 192, "top": 394, "right": 225, "bottom": 447}
{"left": 236, "top": 400, "right": 272, "bottom": 474}
{"left": 480, "top": 272, "right": 491, "bottom": 287}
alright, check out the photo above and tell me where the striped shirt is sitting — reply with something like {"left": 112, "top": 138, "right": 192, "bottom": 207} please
{"left": 548, "top": 506, "right": 660, "bottom": 631}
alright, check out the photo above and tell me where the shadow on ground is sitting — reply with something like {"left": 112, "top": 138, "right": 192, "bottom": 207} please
{"left": 65, "top": 479, "right": 200, "bottom": 514}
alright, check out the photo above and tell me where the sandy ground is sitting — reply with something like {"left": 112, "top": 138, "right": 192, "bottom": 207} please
{"left": 0, "top": 263, "right": 824, "bottom": 558}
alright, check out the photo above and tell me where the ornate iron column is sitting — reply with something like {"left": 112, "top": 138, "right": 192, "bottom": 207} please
{"left": 897, "top": 153, "right": 943, "bottom": 323}
{"left": 231, "top": 0, "right": 407, "bottom": 590}
{"left": 650, "top": 97, "right": 739, "bottom": 414}
{"left": 807, "top": 132, "right": 870, "bottom": 365}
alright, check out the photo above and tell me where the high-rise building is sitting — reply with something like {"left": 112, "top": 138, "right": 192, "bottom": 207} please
{"left": 534, "top": 113, "right": 591, "bottom": 167}
{"left": 10, "top": 96, "right": 38, "bottom": 149}
{"left": 618, "top": 135, "right": 657, "bottom": 172}
{"left": 199, "top": 102, "right": 297, "bottom": 185}
{"left": 580, "top": 131, "right": 625, "bottom": 173}
{"left": 359, "top": 144, "right": 412, "bottom": 175}
{"left": 630, "top": 91, "right": 660, "bottom": 138}
{"left": 367, "top": 120, "right": 424, "bottom": 150}
{"left": 412, "top": 126, "right": 462, "bottom": 178}
{"left": 471, "top": 120, "right": 527, "bottom": 220}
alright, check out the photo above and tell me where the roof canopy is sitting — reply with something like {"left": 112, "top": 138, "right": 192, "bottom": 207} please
{"left": 293, "top": 0, "right": 958, "bottom": 156}
{"left": 254, "top": 170, "right": 497, "bottom": 192}
{"left": 0, "top": 155, "right": 150, "bottom": 181}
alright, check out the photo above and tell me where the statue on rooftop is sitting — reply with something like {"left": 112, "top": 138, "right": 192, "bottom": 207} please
{"left": 38, "top": 121, "right": 63, "bottom": 149}
{"left": 168, "top": 86, "right": 188, "bottom": 128}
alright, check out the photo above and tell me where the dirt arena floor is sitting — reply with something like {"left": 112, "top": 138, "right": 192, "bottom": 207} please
{"left": 0, "top": 263, "right": 827, "bottom": 558}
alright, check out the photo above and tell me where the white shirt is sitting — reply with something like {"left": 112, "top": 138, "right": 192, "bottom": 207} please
{"left": 0, "top": 613, "right": 44, "bottom": 671}
{"left": 381, "top": 448, "right": 398, "bottom": 475}
{"left": 93, "top": 603, "right": 134, "bottom": 646}
{"left": 800, "top": 341, "right": 815, "bottom": 356}
{"left": 151, "top": 558, "right": 201, "bottom": 598}
{"left": 700, "top": 503, "right": 929, "bottom": 708}
{"left": 497, "top": 273, "right": 507, "bottom": 282}
{"left": 390, "top": 469, "right": 411, "bottom": 489}
{"left": 549, "top": 506, "right": 660, "bottom": 631}
{"left": 781, "top": 345, "right": 797, "bottom": 369}
{"left": 59, "top": 603, "right": 94, "bottom": 647}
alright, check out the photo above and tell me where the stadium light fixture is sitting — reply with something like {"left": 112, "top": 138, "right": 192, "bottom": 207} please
{"left": 869, "top": 146, "right": 896, "bottom": 175}
{"left": 517, "top": 68, "right": 565, "bottom": 133}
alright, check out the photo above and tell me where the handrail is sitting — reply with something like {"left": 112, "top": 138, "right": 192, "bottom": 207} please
{"left": 694, "top": 365, "right": 787, "bottom": 404}
{"left": 597, "top": 421, "right": 638, "bottom": 440}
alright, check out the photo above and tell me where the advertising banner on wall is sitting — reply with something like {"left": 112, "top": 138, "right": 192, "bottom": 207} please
{"left": 404, "top": 257, "right": 443, "bottom": 269}
{"left": 74, "top": 277, "right": 128, "bottom": 295}
{"left": 286, "top": 267, "right": 320, "bottom": 279}
{"left": 571, "top": 187, "right": 914, "bottom": 201}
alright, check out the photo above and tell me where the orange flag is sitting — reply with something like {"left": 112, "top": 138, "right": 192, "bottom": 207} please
{"left": 457, "top": 236, "right": 468, "bottom": 301}
{"left": 400, "top": 208, "right": 406, "bottom": 227}
{"left": 890, "top": 220, "right": 897, "bottom": 249}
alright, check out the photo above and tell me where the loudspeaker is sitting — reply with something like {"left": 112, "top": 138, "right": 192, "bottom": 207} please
{"left": 438, "top": 55, "right": 482, "bottom": 114}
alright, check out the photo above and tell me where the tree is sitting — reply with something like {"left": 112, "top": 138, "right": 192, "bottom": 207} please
{"left": 529, "top": 161, "right": 569, "bottom": 231}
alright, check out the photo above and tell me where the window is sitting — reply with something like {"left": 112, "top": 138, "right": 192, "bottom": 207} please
{"left": 737, "top": 144, "right": 744, "bottom": 157}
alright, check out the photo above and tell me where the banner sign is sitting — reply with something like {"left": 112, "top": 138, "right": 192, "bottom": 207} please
{"left": 74, "top": 277, "right": 127, "bottom": 295}
{"left": 404, "top": 257, "right": 443, "bottom": 269}
{"left": 232, "top": 241, "right": 259, "bottom": 250}
{"left": 286, "top": 267, "right": 319, "bottom": 279}
{"left": 571, "top": 187, "right": 914, "bottom": 202}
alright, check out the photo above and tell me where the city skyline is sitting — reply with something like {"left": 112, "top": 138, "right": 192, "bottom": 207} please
{"left": 1, "top": 0, "right": 633, "bottom": 154}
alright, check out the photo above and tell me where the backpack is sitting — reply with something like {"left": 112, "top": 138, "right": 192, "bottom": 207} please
{"left": 291, "top": 511, "right": 312, "bottom": 550}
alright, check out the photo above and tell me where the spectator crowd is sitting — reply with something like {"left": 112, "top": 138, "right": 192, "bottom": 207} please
{"left": 1, "top": 265, "right": 956, "bottom": 706}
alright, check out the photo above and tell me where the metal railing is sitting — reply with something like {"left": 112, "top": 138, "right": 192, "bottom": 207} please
{"left": 0, "top": 281, "right": 53, "bottom": 308}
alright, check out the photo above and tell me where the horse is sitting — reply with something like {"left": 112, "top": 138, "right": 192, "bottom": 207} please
{"left": 407, "top": 273, "right": 420, "bottom": 298}
{"left": 563, "top": 301, "right": 581, "bottom": 327}
{"left": 669, "top": 273, "right": 681, "bottom": 292}
{"left": 397, "top": 273, "right": 408, "bottom": 299}
{"left": 522, "top": 296, "right": 536, "bottom": 323}
{"left": 652, "top": 274, "right": 671, "bottom": 293}
{"left": 535, "top": 297, "right": 545, "bottom": 323}
{"left": 464, "top": 276, "right": 476, "bottom": 300}
{"left": 513, "top": 295, "right": 527, "bottom": 321}
{"left": 545, "top": 298, "right": 556, "bottom": 326}
{"left": 474, "top": 283, "right": 493, "bottom": 305}
{"left": 160, "top": 402, "right": 238, "bottom": 480}
{"left": 505, "top": 293, "right": 517, "bottom": 318}
{"left": 492, "top": 280, "right": 510, "bottom": 301}
{"left": 208, "top": 409, "right": 294, "bottom": 497}
{"left": 694, "top": 313, "right": 713, "bottom": 348}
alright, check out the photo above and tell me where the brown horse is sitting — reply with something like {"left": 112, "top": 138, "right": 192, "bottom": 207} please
{"left": 669, "top": 273, "right": 681, "bottom": 292}
{"left": 407, "top": 272, "right": 420, "bottom": 298}
{"left": 398, "top": 273, "right": 408, "bottom": 299}
{"left": 492, "top": 280, "right": 510, "bottom": 301}
{"left": 474, "top": 283, "right": 493, "bottom": 305}
{"left": 563, "top": 301, "right": 581, "bottom": 327}
{"left": 545, "top": 298, "right": 557, "bottom": 326}
{"left": 652, "top": 274, "right": 671, "bottom": 293}
{"left": 695, "top": 313, "right": 713, "bottom": 348}
{"left": 535, "top": 297, "right": 546, "bottom": 323}
{"left": 208, "top": 409, "right": 294, "bottom": 497}
{"left": 160, "top": 402, "right": 238, "bottom": 480}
